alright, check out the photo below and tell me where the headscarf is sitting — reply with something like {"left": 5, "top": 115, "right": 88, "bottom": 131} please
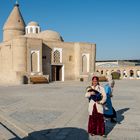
{"left": 108, "top": 79, "right": 115, "bottom": 87}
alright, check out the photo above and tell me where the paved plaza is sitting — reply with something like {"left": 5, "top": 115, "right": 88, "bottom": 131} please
{"left": 0, "top": 80, "right": 140, "bottom": 140}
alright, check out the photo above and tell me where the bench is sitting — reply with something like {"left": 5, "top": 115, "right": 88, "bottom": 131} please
{"left": 30, "top": 76, "right": 49, "bottom": 84}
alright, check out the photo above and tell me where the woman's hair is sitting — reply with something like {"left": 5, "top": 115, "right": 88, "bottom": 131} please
{"left": 108, "top": 79, "right": 115, "bottom": 87}
{"left": 92, "top": 76, "right": 99, "bottom": 85}
{"left": 92, "top": 76, "right": 99, "bottom": 81}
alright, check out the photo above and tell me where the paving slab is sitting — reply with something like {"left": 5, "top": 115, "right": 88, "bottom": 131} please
{"left": 0, "top": 80, "right": 140, "bottom": 140}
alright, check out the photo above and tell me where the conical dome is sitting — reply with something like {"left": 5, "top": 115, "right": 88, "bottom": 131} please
{"left": 3, "top": 3, "right": 26, "bottom": 41}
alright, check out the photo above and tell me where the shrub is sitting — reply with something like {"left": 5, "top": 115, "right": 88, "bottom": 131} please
{"left": 80, "top": 77, "right": 84, "bottom": 82}
{"left": 111, "top": 72, "right": 120, "bottom": 79}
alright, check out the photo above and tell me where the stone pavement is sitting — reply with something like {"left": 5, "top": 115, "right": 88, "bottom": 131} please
{"left": 0, "top": 80, "right": 140, "bottom": 140}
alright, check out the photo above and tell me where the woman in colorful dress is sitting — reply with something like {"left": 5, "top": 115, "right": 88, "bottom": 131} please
{"left": 85, "top": 76, "right": 106, "bottom": 137}
{"left": 104, "top": 79, "right": 117, "bottom": 123}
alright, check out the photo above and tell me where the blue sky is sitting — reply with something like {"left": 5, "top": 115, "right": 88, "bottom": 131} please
{"left": 0, "top": 0, "right": 140, "bottom": 60}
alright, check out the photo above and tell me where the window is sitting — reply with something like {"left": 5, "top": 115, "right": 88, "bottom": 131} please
{"left": 30, "top": 27, "right": 33, "bottom": 33}
{"left": 26, "top": 28, "right": 28, "bottom": 34}
{"left": 42, "top": 56, "right": 46, "bottom": 59}
{"left": 82, "top": 55, "right": 87, "bottom": 73}
{"left": 36, "top": 28, "right": 38, "bottom": 33}
{"left": 53, "top": 50, "right": 60, "bottom": 63}
{"left": 101, "top": 70, "right": 103, "bottom": 74}
{"left": 82, "top": 53, "right": 89, "bottom": 73}
{"left": 69, "top": 56, "right": 72, "bottom": 61}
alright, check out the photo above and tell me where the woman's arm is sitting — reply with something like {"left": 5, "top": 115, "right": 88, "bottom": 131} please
{"left": 85, "top": 92, "right": 92, "bottom": 98}
{"left": 105, "top": 85, "right": 113, "bottom": 97}
{"left": 110, "top": 88, "right": 113, "bottom": 97}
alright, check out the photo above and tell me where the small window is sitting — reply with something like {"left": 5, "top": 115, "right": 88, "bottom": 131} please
{"left": 26, "top": 28, "right": 28, "bottom": 34}
{"left": 69, "top": 56, "right": 72, "bottom": 61}
{"left": 30, "top": 27, "right": 33, "bottom": 33}
{"left": 36, "top": 28, "right": 38, "bottom": 33}
{"left": 101, "top": 70, "right": 103, "bottom": 74}
{"left": 42, "top": 56, "right": 46, "bottom": 59}
{"left": 53, "top": 50, "right": 60, "bottom": 63}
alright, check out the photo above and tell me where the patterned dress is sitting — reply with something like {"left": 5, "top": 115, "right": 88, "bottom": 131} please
{"left": 85, "top": 85, "right": 106, "bottom": 136}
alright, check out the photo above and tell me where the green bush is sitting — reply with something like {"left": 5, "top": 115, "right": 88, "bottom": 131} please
{"left": 111, "top": 72, "right": 120, "bottom": 79}
{"left": 80, "top": 77, "right": 84, "bottom": 82}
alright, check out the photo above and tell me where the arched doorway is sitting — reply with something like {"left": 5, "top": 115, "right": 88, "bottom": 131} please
{"left": 52, "top": 49, "right": 64, "bottom": 81}
{"left": 106, "top": 70, "right": 109, "bottom": 76}
{"left": 101, "top": 70, "right": 103, "bottom": 75}
{"left": 130, "top": 70, "right": 134, "bottom": 78}
{"left": 51, "top": 65, "right": 63, "bottom": 81}
{"left": 123, "top": 70, "right": 127, "bottom": 78}
{"left": 82, "top": 55, "right": 87, "bottom": 73}
{"left": 136, "top": 70, "right": 140, "bottom": 78}
{"left": 31, "top": 51, "right": 39, "bottom": 73}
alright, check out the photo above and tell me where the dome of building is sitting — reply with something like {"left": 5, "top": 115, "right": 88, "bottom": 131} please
{"left": 27, "top": 21, "right": 39, "bottom": 26}
{"left": 26, "top": 21, "right": 40, "bottom": 34}
{"left": 3, "top": 4, "right": 25, "bottom": 31}
{"left": 39, "top": 30, "right": 63, "bottom": 41}
{"left": 3, "top": 3, "right": 25, "bottom": 41}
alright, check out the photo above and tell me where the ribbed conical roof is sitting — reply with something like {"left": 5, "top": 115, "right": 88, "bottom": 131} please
{"left": 3, "top": 3, "right": 25, "bottom": 30}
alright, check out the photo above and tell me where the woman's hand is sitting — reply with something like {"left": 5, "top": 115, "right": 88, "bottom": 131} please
{"left": 97, "top": 101, "right": 103, "bottom": 105}
{"left": 110, "top": 93, "right": 113, "bottom": 97}
{"left": 90, "top": 91, "right": 95, "bottom": 95}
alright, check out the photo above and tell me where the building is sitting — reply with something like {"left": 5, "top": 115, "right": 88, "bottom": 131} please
{"left": 0, "top": 3, "right": 96, "bottom": 84}
{"left": 96, "top": 60, "right": 140, "bottom": 79}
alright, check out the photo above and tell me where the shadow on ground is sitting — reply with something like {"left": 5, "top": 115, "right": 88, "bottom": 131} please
{"left": 10, "top": 127, "right": 89, "bottom": 140}
{"left": 105, "top": 107, "right": 130, "bottom": 136}
{"left": 8, "top": 108, "right": 129, "bottom": 139}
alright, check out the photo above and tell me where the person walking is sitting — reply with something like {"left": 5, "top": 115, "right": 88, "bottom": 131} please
{"left": 104, "top": 79, "right": 117, "bottom": 123}
{"left": 85, "top": 76, "right": 106, "bottom": 137}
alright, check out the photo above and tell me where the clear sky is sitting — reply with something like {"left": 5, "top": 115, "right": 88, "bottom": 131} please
{"left": 0, "top": 0, "right": 140, "bottom": 60}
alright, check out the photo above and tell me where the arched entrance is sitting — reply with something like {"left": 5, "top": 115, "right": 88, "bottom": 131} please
{"left": 123, "top": 70, "right": 127, "bottom": 78}
{"left": 82, "top": 55, "right": 87, "bottom": 73}
{"left": 101, "top": 70, "right": 103, "bottom": 75}
{"left": 51, "top": 65, "right": 64, "bottom": 81}
{"left": 51, "top": 49, "right": 64, "bottom": 81}
{"left": 106, "top": 70, "right": 109, "bottom": 76}
{"left": 31, "top": 51, "right": 40, "bottom": 73}
{"left": 130, "top": 70, "right": 134, "bottom": 78}
{"left": 136, "top": 70, "right": 140, "bottom": 78}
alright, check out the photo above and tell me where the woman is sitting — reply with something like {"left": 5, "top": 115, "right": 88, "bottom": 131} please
{"left": 85, "top": 76, "right": 106, "bottom": 136}
{"left": 104, "top": 79, "right": 117, "bottom": 123}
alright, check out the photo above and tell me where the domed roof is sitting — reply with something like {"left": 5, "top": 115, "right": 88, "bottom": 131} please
{"left": 3, "top": 4, "right": 25, "bottom": 30}
{"left": 27, "top": 21, "right": 39, "bottom": 26}
{"left": 39, "top": 30, "right": 63, "bottom": 41}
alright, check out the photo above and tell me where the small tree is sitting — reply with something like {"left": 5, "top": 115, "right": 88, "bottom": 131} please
{"left": 111, "top": 72, "right": 120, "bottom": 80}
